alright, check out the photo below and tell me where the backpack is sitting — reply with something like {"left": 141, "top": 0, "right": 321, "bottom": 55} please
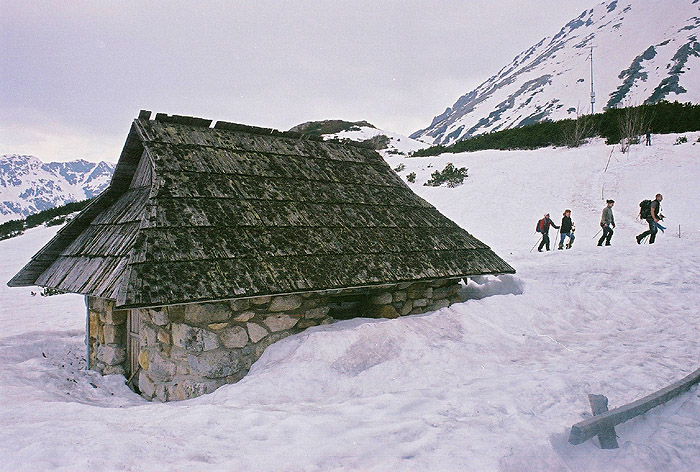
{"left": 536, "top": 218, "right": 546, "bottom": 233}
{"left": 639, "top": 199, "right": 652, "bottom": 219}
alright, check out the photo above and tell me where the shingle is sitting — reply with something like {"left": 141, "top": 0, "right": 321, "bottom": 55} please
{"left": 10, "top": 113, "right": 515, "bottom": 307}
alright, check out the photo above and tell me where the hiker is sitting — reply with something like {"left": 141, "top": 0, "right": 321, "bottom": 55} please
{"left": 636, "top": 194, "right": 664, "bottom": 244}
{"left": 645, "top": 128, "right": 652, "bottom": 146}
{"left": 558, "top": 209, "right": 575, "bottom": 249}
{"left": 598, "top": 199, "right": 615, "bottom": 246}
{"left": 536, "top": 213, "right": 559, "bottom": 252}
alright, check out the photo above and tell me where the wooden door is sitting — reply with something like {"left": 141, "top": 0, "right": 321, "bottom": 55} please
{"left": 126, "top": 309, "right": 141, "bottom": 382}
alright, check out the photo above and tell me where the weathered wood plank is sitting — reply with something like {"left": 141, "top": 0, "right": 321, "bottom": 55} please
{"left": 588, "top": 394, "right": 619, "bottom": 449}
{"left": 569, "top": 367, "right": 700, "bottom": 445}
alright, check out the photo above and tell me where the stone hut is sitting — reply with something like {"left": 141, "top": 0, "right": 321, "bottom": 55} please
{"left": 9, "top": 111, "right": 514, "bottom": 401}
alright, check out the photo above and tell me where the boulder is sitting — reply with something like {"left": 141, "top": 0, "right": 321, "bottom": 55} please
{"left": 246, "top": 322, "right": 268, "bottom": 343}
{"left": 145, "top": 350, "right": 177, "bottom": 382}
{"left": 220, "top": 326, "right": 249, "bottom": 348}
{"left": 188, "top": 350, "right": 242, "bottom": 378}
{"left": 233, "top": 311, "right": 255, "bottom": 322}
{"left": 148, "top": 308, "right": 170, "bottom": 326}
{"left": 269, "top": 295, "right": 303, "bottom": 312}
{"left": 374, "top": 305, "right": 399, "bottom": 319}
{"left": 172, "top": 323, "right": 220, "bottom": 352}
{"left": 263, "top": 314, "right": 298, "bottom": 332}
{"left": 369, "top": 292, "right": 393, "bottom": 305}
{"left": 97, "top": 345, "right": 126, "bottom": 365}
{"left": 183, "top": 302, "right": 231, "bottom": 324}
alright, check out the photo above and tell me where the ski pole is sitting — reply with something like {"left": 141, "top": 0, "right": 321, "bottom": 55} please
{"left": 530, "top": 235, "right": 543, "bottom": 253}
{"left": 592, "top": 228, "right": 602, "bottom": 239}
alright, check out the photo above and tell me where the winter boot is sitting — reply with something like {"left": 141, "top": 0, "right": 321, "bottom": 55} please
{"left": 558, "top": 243, "right": 563, "bottom": 250}
{"left": 566, "top": 241, "right": 572, "bottom": 249}
{"left": 636, "top": 234, "right": 643, "bottom": 244}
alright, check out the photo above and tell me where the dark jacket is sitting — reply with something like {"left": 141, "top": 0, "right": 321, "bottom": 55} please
{"left": 650, "top": 199, "right": 662, "bottom": 221}
{"left": 537, "top": 217, "right": 559, "bottom": 234}
{"left": 561, "top": 216, "right": 573, "bottom": 233}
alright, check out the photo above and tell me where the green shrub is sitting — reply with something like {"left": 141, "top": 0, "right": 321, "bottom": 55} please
{"left": 45, "top": 215, "right": 68, "bottom": 227}
{"left": 424, "top": 163, "right": 468, "bottom": 188}
{"left": 393, "top": 163, "right": 406, "bottom": 172}
{"left": 406, "top": 172, "right": 416, "bottom": 183}
{"left": 40, "top": 287, "right": 66, "bottom": 297}
{"left": 25, "top": 199, "right": 92, "bottom": 229}
{"left": 0, "top": 219, "right": 24, "bottom": 240}
{"left": 0, "top": 198, "right": 93, "bottom": 241}
{"left": 674, "top": 135, "right": 688, "bottom": 145}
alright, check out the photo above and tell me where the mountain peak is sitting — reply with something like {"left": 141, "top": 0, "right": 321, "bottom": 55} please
{"left": 0, "top": 154, "right": 115, "bottom": 223}
{"left": 412, "top": 0, "right": 700, "bottom": 145}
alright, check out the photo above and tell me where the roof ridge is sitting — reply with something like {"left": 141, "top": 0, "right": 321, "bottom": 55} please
{"left": 138, "top": 110, "right": 376, "bottom": 148}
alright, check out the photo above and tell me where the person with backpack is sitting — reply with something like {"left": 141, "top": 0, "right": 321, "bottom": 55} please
{"left": 536, "top": 213, "right": 559, "bottom": 252}
{"left": 636, "top": 194, "right": 664, "bottom": 244}
{"left": 558, "top": 209, "right": 575, "bottom": 249}
{"left": 598, "top": 199, "right": 615, "bottom": 246}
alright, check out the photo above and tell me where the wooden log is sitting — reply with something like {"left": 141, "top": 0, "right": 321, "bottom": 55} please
{"left": 569, "top": 367, "right": 700, "bottom": 445}
{"left": 588, "top": 394, "right": 619, "bottom": 449}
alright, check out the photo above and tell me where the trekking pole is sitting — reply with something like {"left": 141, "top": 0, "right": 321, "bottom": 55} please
{"left": 592, "top": 228, "right": 602, "bottom": 239}
{"left": 530, "top": 235, "right": 543, "bottom": 253}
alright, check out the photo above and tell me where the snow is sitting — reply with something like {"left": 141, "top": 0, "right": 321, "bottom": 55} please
{"left": 324, "top": 125, "right": 430, "bottom": 156}
{"left": 0, "top": 155, "right": 114, "bottom": 223}
{"left": 1, "top": 133, "right": 700, "bottom": 470}
{"left": 415, "top": 0, "right": 700, "bottom": 144}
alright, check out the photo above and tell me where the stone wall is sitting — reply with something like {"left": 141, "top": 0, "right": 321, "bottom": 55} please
{"left": 88, "top": 278, "right": 463, "bottom": 401}
{"left": 87, "top": 296, "right": 128, "bottom": 376}
{"left": 135, "top": 293, "right": 334, "bottom": 401}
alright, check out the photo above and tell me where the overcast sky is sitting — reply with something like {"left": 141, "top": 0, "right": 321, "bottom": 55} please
{"left": 1, "top": 1, "right": 594, "bottom": 162}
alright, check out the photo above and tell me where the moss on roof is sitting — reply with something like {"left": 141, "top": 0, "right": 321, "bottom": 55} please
{"left": 10, "top": 112, "right": 514, "bottom": 308}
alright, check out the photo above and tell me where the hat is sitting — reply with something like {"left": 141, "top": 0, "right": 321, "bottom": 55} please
{"left": 606, "top": 199, "right": 615, "bottom": 204}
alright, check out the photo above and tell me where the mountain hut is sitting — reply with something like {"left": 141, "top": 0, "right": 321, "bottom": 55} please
{"left": 9, "top": 111, "right": 515, "bottom": 401}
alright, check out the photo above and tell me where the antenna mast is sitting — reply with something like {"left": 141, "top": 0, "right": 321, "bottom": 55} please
{"left": 589, "top": 46, "right": 596, "bottom": 114}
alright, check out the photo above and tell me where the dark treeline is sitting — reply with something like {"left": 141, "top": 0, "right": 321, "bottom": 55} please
{"left": 413, "top": 101, "right": 700, "bottom": 157}
{"left": 0, "top": 198, "right": 93, "bottom": 240}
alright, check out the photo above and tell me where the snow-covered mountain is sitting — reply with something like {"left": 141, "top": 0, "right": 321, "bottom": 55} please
{"left": 0, "top": 154, "right": 115, "bottom": 223}
{"left": 412, "top": 0, "right": 700, "bottom": 145}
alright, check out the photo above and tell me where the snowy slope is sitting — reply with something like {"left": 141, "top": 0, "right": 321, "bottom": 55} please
{"left": 1, "top": 134, "right": 700, "bottom": 470}
{"left": 412, "top": 0, "right": 700, "bottom": 145}
{"left": 0, "top": 154, "right": 114, "bottom": 223}
{"left": 323, "top": 125, "right": 429, "bottom": 157}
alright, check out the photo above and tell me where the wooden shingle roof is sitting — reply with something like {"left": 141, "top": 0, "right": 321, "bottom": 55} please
{"left": 9, "top": 111, "right": 514, "bottom": 308}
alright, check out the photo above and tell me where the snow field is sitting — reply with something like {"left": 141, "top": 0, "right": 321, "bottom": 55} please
{"left": 0, "top": 133, "right": 699, "bottom": 470}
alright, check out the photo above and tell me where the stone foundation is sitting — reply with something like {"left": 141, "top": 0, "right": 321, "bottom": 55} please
{"left": 87, "top": 278, "right": 462, "bottom": 401}
{"left": 87, "top": 296, "right": 128, "bottom": 376}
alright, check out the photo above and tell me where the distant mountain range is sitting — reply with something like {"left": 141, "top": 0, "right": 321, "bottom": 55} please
{"left": 0, "top": 154, "right": 115, "bottom": 223}
{"left": 412, "top": 0, "right": 700, "bottom": 145}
